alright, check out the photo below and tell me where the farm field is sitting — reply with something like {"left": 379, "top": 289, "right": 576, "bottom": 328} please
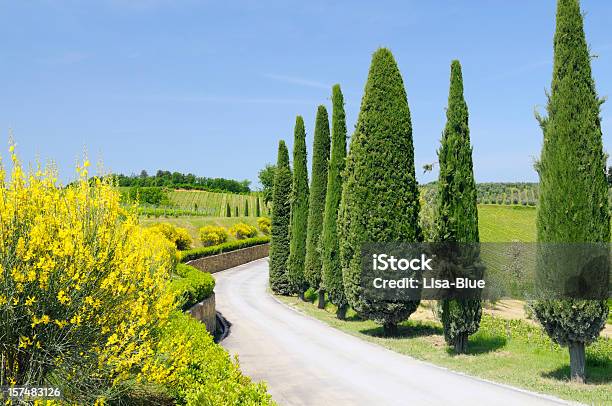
{"left": 169, "top": 190, "right": 268, "bottom": 217}
{"left": 478, "top": 204, "right": 536, "bottom": 242}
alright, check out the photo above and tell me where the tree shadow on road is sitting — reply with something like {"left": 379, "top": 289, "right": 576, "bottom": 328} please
{"left": 360, "top": 321, "right": 443, "bottom": 338}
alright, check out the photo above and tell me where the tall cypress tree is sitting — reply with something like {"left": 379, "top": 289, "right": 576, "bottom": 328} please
{"left": 322, "top": 84, "right": 349, "bottom": 319}
{"left": 256, "top": 197, "right": 261, "bottom": 217}
{"left": 339, "top": 49, "right": 422, "bottom": 334}
{"left": 533, "top": 0, "right": 609, "bottom": 383}
{"left": 287, "top": 116, "right": 310, "bottom": 299}
{"left": 244, "top": 199, "right": 249, "bottom": 217}
{"left": 226, "top": 202, "right": 231, "bottom": 217}
{"left": 269, "top": 140, "right": 293, "bottom": 295}
{"left": 235, "top": 206, "right": 239, "bottom": 217}
{"left": 435, "top": 60, "right": 482, "bottom": 354}
{"left": 305, "top": 105, "right": 331, "bottom": 308}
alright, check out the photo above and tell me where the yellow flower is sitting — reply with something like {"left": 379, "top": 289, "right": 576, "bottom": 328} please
{"left": 25, "top": 296, "right": 36, "bottom": 306}
{"left": 57, "top": 290, "right": 70, "bottom": 305}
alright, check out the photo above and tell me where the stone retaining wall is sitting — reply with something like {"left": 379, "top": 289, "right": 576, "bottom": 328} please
{"left": 186, "top": 243, "right": 269, "bottom": 274}
{"left": 187, "top": 293, "right": 216, "bottom": 334}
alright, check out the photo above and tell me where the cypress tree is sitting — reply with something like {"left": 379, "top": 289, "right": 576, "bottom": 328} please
{"left": 435, "top": 60, "right": 482, "bottom": 354}
{"left": 304, "top": 105, "right": 331, "bottom": 309}
{"left": 269, "top": 140, "right": 293, "bottom": 295}
{"left": 244, "top": 199, "right": 249, "bottom": 217}
{"left": 533, "top": 0, "right": 609, "bottom": 383}
{"left": 287, "top": 116, "right": 310, "bottom": 299}
{"left": 339, "top": 48, "right": 421, "bottom": 334}
{"left": 226, "top": 202, "right": 231, "bottom": 217}
{"left": 235, "top": 206, "right": 239, "bottom": 217}
{"left": 321, "top": 84, "right": 349, "bottom": 319}
{"left": 256, "top": 197, "right": 261, "bottom": 217}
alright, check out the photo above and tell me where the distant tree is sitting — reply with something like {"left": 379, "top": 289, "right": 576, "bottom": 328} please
{"left": 258, "top": 164, "right": 276, "bottom": 205}
{"left": 256, "top": 196, "right": 261, "bottom": 217}
{"left": 533, "top": 0, "right": 609, "bottom": 383}
{"left": 339, "top": 48, "right": 421, "bottom": 335}
{"left": 304, "top": 105, "right": 331, "bottom": 309}
{"left": 322, "top": 84, "right": 349, "bottom": 319}
{"left": 435, "top": 60, "right": 482, "bottom": 354}
{"left": 140, "top": 169, "right": 149, "bottom": 179}
{"left": 235, "top": 206, "right": 239, "bottom": 217}
{"left": 287, "top": 116, "right": 310, "bottom": 299}
{"left": 226, "top": 202, "right": 231, "bottom": 217}
{"left": 607, "top": 166, "right": 612, "bottom": 186}
{"left": 269, "top": 141, "right": 293, "bottom": 295}
{"left": 244, "top": 199, "right": 250, "bottom": 216}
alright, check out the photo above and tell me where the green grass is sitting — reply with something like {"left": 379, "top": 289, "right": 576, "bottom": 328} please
{"left": 140, "top": 216, "right": 262, "bottom": 248}
{"left": 278, "top": 292, "right": 611, "bottom": 405}
{"left": 478, "top": 204, "right": 536, "bottom": 242}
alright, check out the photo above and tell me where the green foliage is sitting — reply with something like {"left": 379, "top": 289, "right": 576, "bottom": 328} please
{"left": 179, "top": 236, "right": 270, "bottom": 262}
{"left": 435, "top": 60, "right": 482, "bottom": 351}
{"left": 322, "top": 84, "right": 348, "bottom": 312}
{"left": 244, "top": 199, "right": 250, "bottom": 216}
{"left": 198, "top": 225, "right": 228, "bottom": 247}
{"left": 304, "top": 106, "right": 331, "bottom": 292}
{"left": 114, "top": 169, "right": 251, "bottom": 193}
{"left": 533, "top": 0, "right": 609, "bottom": 352}
{"left": 170, "top": 264, "right": 216, "bottom": 311}
{"left": 269, "top": 141, "right": 293, "bottom": 295}
{"left": 258, "top": 164, "right": 276, "bottom": 206}
{"left": 149, "top": 222, "right": 193, "bottom": 250}
{"left": 235, "top": 206, "right": 239, "bottom": 217}
{"left": 339, "top": 49, "right": 421, "bottom": 331}
{"left": 226, "top": 202, "right": 231, "bottom": 217}
{"left": 123, "top": 187, "right": 171, "bottom": 206}
{"left": 287, "top": 116, "right": 310, "bottom": 296}
{"left": 229, "top": 222, "right": 258, "bottom": 239}
{"left": 158, "top": 312, "right": 273, "bottom": 405}
{"left": 257, "top": 217, "right": 271, "bottom": 235}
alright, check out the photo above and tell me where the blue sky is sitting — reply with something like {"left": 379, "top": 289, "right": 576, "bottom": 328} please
{"left": 1, "top": 0, "right": 611, "bottom": 188}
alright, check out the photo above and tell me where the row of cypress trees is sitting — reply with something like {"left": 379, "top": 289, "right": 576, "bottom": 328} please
{"left": 269, "top": 0, "right": 608, "bottom": 381}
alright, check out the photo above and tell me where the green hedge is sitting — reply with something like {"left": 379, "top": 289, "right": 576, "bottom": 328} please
{"left": 159, "top": 311, "right": 273, "bottom": 405}
{"left": 170, "top": 264, "right": 216, "bottom": 311}
{"left": 179, "top": 236, "right": 270, "bottom": 262}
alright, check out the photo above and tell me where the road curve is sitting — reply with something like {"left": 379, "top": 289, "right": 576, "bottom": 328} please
{"left": 215, "top": 258, "right": 568, "bottom": 406}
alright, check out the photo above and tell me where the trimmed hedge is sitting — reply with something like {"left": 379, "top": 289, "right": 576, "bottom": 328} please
{"left": 179, "top": 236, "right": 270, "bottom": 262}
{"left": 170, "top": 263, "right": 216, "bottom": 311}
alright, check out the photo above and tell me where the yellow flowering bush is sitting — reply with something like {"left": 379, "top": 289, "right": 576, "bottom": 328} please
{"left": 199, "top": 225, "right": 228, "bottom": 246}
{"left": 228, "top": 223, "right": 258, "bottom": 240}
{"left": 0, "top": 146, "right": 175, "bottom": 403}
{"left": 149, "top": 222, "right": 193, "bottom": 250}
{"left": 257, "top": 217, "right": 271, "bottom": 235}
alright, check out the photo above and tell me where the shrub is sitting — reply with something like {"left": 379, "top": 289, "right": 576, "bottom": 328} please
{"left": 179, "top": 236, "right": 270, "bottom": 262}
{"left": 170, "top": 264, "right": 215, "bottom": 310}
{"left": 150, "top": 222, "right": 193, "bottom": 250}
{"left": 153, "top": 312, "right": 273, "bottom": 405}
{"left": 199, "top": 225, "right": 229, "bottom": 247}
{"left": 257, "top": 217, "right": 271, "bottom": 235}
{"left": 229, "top": 222, "right": 258, "bottom": 239}
{"left": 0, "top": 149, "right": 175, "bottom": 403}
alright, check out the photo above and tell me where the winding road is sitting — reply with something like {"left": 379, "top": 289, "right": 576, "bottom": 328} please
{"left": 214, "top": 258, "right": 569, "bottom": 406}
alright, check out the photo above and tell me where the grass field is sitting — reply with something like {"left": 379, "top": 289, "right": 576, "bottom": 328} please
{"left": 478, "top": 204, "right": 536, "bottom": 242}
